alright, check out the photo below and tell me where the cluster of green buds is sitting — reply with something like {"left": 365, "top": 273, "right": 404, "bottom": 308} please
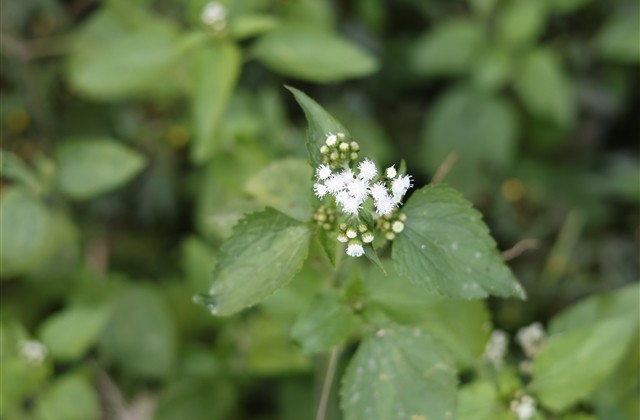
{"left": 313, "top": 205, "right": 336, "bottom": 231}
{"left": 336, "top": 223, "right": 374, "bottom": 257}
{"left": 376, "top": 212, "right": 407, "bottom": 241}
{"left": 320, "top": 132, "right": 360, "bottom": 169}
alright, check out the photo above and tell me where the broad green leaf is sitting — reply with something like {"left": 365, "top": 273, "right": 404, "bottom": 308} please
{"left": 291, "top": 292, "right": 356, "bottom": 353}
{"left": 0, "top": 150, "right": 42, "bottom": 193}
{"left": 191, "top": 43, "right": 241, "bottom": 163}
{"left": 245, "top": 158, "right": 313, "bottom": 222}
{"left": 99, "top": 285, "right": 177, "bottom": 378}
{"left": 35, "top": 374, "right": 100, "bottom": 420}
{"left": 231, "top": 14, "right": 280, "bottom": 40}
{"left": 530, "top": 317, "right": 636, "bottom": 412}
{"left": 287, "top": 86, "right": 348, "bottom": 167}
{"left": 457, "top": 381, "right": 498, "bottom": 420}
{"left": 56, "top": 139, "right": 146, "bottom": 199}
{"left": 341, "top": 326, "right": 457, "bottom": 420}
{"left": 155, "top": 379, "right": 236, "bottom": 420}
{"left": 37, "top": 305, "right": 111, "bottom": 361}
{"left": 420, "top": 87, "right": 517, "bottom": 195}
{"left": 0, "top": 188, "right": 56, "bottom": 277}
{"left": 393, "top": 185, "right": 526, "bottom": 299}
{"left": 496, "top": 0, "right": 547, "bottom": 49}
{"left": 181, "top": 235, "right": 217, "bottom": 293}
{"left": 549, "top": 283, "right": 639, "bottom": 335}
{"left": 68, "top": 11, "right": 186, "bottom": 100}
{"left": 253, "top": 26, "right": 378, "bottom": 82}
{"left": 203, "top": 208, "right": 312, "bottom": 316}
{"left": 410, "top": 19, "right": 484, "bottom": 77}
{"left": 596, "top": 7, "right": 640, "bottom": 64}
{"left": 513, "top": 49, "right": 575, "bottom": 128}
{"left": 316, "top": 227, "right": 341, "bottom": 266}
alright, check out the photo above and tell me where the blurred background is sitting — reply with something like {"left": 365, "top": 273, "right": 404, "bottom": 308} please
{"left": 1, "top": 0, "right": 638, "bottom": 419}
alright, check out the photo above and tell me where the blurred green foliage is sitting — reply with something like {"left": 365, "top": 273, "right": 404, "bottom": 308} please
{"left": 1, "top": 0, "right": 638, "bottom": 418}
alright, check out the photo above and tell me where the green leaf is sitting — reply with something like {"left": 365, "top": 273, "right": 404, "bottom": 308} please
{"left": 253, "top": 26, "right": 378, "bottom": 82}
{"left": 245, "top": 158, "right": 313, "bottom": 222}
{"left": 392, "top": 185, "right": 526, "bottom": 299}
{"left": 191, "top": 43, "right": 241, "bottom": 164}
{"left": 35, "top": 374, "right": 100, "bottom": 420}
{"left": 420, "top": 87, "right": 517, "bottom": 195}
{"left": 155, "top": 379, "right": 236, "bottom": 420}
{"left": 316, "top": 227, "right": 341, "bottom": 266}
{"left": 457, "top": 381, "right": 499, "bottom": 420}
{"left": 287, "top": 86, "right": 348, "bottom": 167}
{"left": 530, "top": 317, "right": 637, "bottom": 412}
{"left": 291, "top": 292, "right": 356, "bottom": 353}
{"left": 596, "top": 7, "right": 640, "bottom": 64}
{"left": 99, "top": 285, "right": 177, "bottom": 378}
{"left": 0, "top": 188, "right": 56, "bottom": 277}
{"left": 548, "top": 0, "right": 592, "bottom": 13}
{"left": 230, "top": 14, "right": 280, "bottom": 40}
{"left": 513, "top": 49, "right": 575, "bottom": 128}
{"left": 181, "top": 236, "right": 217, "bottom": 293}
{"left": 56, "top": 138, "right": 146, "bottom": 199}
{"left": 203, "top": 208, "right": 312, "bottom": 316}
{"left": 410, "top": 19, "right": 484, "bottom": 77}
{"left": 0, "top": 150, "right": 42, "bottom": 193}
{"left": 37, "top": 305, "right": 111, "bottom": 361}
{"left": 341, "top": 326, "right": 457, "bottom": 420}
{"left": 496, "top": 0, "right": 547, "bottom": 49}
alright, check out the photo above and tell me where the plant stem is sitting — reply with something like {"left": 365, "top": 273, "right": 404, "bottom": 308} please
{"left": 315, "top": 347, "right": 340, "bottom": 420}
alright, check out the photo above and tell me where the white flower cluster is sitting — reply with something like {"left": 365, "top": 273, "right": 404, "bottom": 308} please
{"left": 201, "top": 2, "right": 226, "bottom": 31}
{"left": 510, "top": 394, "right": 536, "bottom": 420}
{"left": 314, "top": 134, "right": 413, "bottom": 217}
{"left": 337, "top": 223, "right": 374, "bottom": 257}
{"left": 18, "top": 339, "right": 47, "bottom": 365}
{"left": 516, "top": 322, "right": 546, "bottom": 358}
{"left": 484, "top": 329, "right": 509, "bottom": 368}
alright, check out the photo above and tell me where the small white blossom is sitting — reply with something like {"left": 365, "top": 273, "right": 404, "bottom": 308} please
{"left": 392, "top": 221, "right": 405, "bottom": 233}
{"left": 362, "top": 232, "right": 374, "bottom": 243}
{"left": 386, "top": 165, "right": 397, "bottom": 179}
{"left": 484, "top": 330, "right": 508, "bottom": 367}
{"left": 346, "top": 242, "right": 364, "bottom": 257}
{"left": 375, "top": 197, "right": 396, "bottom": 216}
{"left": 510, "top": 395, "right": 536, "bottom": 420}
{"left": 325, "top": 174, "right": 346, "bottom": 194}
{"left": 337, "top": 233, "right": 348, "bottom": 243}
{"left": 201, "top": 2, "right": 226, "bottom": 28}
{"left": 358, "top": 159, "right": 377, "bottom": 181}
{"left": 337, "top": 132, "right": 346, "bottom": 138}
{"left": 346, "top": 228, "right": 358, "bottom": 239}
{"left": 326, "top": 134, "right": 337, "bottom": 146}
{"left": 391, "top": 175, "right": 413, "bottom": 200}
{"left": 314, "top": 183, "right": 329, "bottom": 198}
{"left": 369, "top": 182, "right": 388, "bottom": 202}
{"left": 316, "top": 164, "right": 332, "bottom": 180}
{"left": 347, "top": 177, "right": 369, "bottom": 202}
{"left": 517, "top": 322, "right": 546, "bottom": 358}
{"left": 342, "top": 196, "right": 362, "bottom": 215}
{"left": 18, "top": 340, "right": 47, "bottom": 365}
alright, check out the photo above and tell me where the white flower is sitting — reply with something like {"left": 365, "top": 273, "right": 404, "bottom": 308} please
{"left": 510, "top": 395, "right": 536, "bottom": 420}
{"left": 386, "top": 165, "right": 397, "bottom": 179}
{"left": 346, "top": 242, "right": 364, "bottom": 257}
{"left": 326, "top": 134, "right": 337, "bottom": 146}
{"left": 375, "top": 197, "right": 396, "bottom": 216}
{"left": 517, "top": 322, "right": 546, "bottom": 358}
{"left": 346, "top": 228, "right": 357, "bottom": 239}
{"left": 392, "top": 221, "right": 404, "bottom": 233}
{"left": 347, "top": 177, "right": 369, "bottom": 202}
{"left": 325, "top": 174, "right": 346, "bottom": 194}
{"left": 342, "top": 196, "right": 362, "bottom": 215}
{"left": 18, "top": 340, "right": 47, "bottom": 365}
{"left": 484, "top": 330, "right": 508, "bottom": 367}
{"left": 337, "top": 233, "right": 348, "bottom": 243}
{"left": 391, "top": 174, "right": 413, "bottom": 199}
{"left": 358, "top": 159, "right": 377, "bottom": 181}
{"left": 316, "top": 164, "right": 332, "bottom": 180}
{"left": 369, "top": 182, "right": 388, "bottom": 202}
{"left": 362, "top": 232, "right": 374, "bottom": 243}
{"left": 201, "top": 2, "right": 226, "bottom": 27}
{"left": 314, "top": 183, "right": 329, "bottom": 198}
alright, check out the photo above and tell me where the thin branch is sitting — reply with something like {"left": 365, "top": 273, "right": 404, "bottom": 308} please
{"left": 431, "top": 152, "right": 458, "bottom": 184}
{"left": 315, "top": 347, "right": 341, "bottom": 420}
{"left": 502, "top": 239, "right": 539, "bottom": 261}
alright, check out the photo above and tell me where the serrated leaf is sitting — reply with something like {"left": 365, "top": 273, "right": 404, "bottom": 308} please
{"left": 245, "top": 158, "right": 313, "bottom": 222}
{"left": 38, "top": 305, "right": 111, "bottom": 361}
{"left": 191, "top": 43, "right": 241, "bottom": 163}
{"left": 530, "top": 317, "right": 636, "bottom": 412}
{"left": 287, "top": 86, "right": 348, "bottom": 167}
{"left": 56, "top": 139, "right": 146, "bottom": 199}
{"left": 253, "top": 26, "right": 378, "bottom": 82}
{"left": 341, "top": 326, "right": 457, "bottom": 420}
{"left": 410, "top": 19, "right": 484, "bottom": 77}
{"left": 392, "top": 185, "right": 525, "bottom": 299}
{"left": 291, "top": 292, "right": 356, "bottom": 353}
{"left": 205, "top": 208, "right": 312, "bottom": 316}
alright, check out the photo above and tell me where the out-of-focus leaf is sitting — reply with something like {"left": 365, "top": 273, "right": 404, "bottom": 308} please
{"left": 99, "top": 285, "right": 177, "bottom": 378}
{"left": 457, "top": 381, "right": 499, "bottom": 420}
{"left": 496, "top": 0, "right": 547, "bottom": 49}
{"left": 56, "top": 138, "right": 146, "bottom": 199}
{"left": 596, "top": 7, "right": 640, "bottom": 64}
{"left": 155, "top": 379, "right": 236, "bottom": 420}
{"left": 35, "top": 374, "right": 100, "bottom": 420}
{"left": 231, "top": 14, "right": 279, "bottom": 39}
{"left": 245, "top": 158, "right": 313, "bottom": 222}
{"left": 410, "top": 19, "right": 484, "bottom": 77}
{"left": 0, "top": 151, "right": 42, "bottom": 193}
{"left": 393, "top": 185, "right": 526, "bottom": 299}
{"left": 38, "top": 305, "right": 111, "bottom": 361}
{"left": 549, "top": 0, "right": 592, "bottom": 13}
{"left": 291, "top": 292, "right": 356, "bottom": 353}
{"left": 0, "top": 188, "right": 55, "bottom": 277}
{"left": 341, "top": 326, "right": 457, "bottom": 420}
{"left": 530, "top": 317, "right": 636, "bottom": 412}
{"left": 181, "top": 236, "right": 217, "bottom": 293}
{"left": 191, "top": 43, "right": 241, "bottom": 164}
{"left": 513, "top": 49, "right": 575, "bottom": 128}
{"left": 471, "top": 49, "right": 511, "bottom": 93}
{"left": 201, "top": 208, "right": 312, "bottom": 316}
{"left": 253, "top": 26, "right": 378, "bottom": 82}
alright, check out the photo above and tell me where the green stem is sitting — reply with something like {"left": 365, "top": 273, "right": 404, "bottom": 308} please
{"left": 315, "top": 347, "right": 340, "bottom": 420}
